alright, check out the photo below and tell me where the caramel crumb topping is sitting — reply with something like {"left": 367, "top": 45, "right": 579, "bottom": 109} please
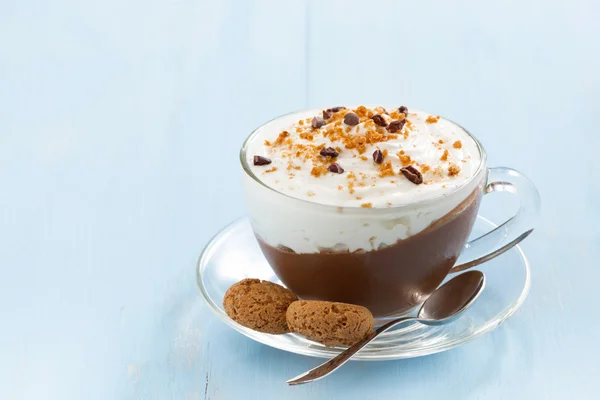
{"left": 448, "top": 164, "right": 461, "bottom": 176}
{"left": 440, "top": 149, "right": 449, "bottom": 161}
{"left": 259, "top": 106, "right": 472, "bottom": 198}
{"left": 299, "top": 132, "right": 314, "bottom": 141}
{"left": 365, "top": 129, "right": 384, "bottom": 144}
{"left": 378, "top": 160, "right": 396, "bottom": 177}
{"left": 307, "top": 191, "right": 315, "bottom": 197}
{"left": 364, "top": 119, "right": 376, "bottom": 129}
{"left": 398, "top": 153, "right": 412, "bottom": 166}
{"left": 361, "top": 203, "right": 373, "bottom": 208}
{"left": 389, "top": 110, "right": 405, "bottom": 120}
{"left": 355, "top": 106, "right": 369, "bottom": 118}
{"left": 348, "top": 180, "right": 355, "bottom": 194}
{"left": 274, "top": 131, "right": 290, "bottom": 145}
{"left": 346, "top": 135, "right": 367, "bottom": 154}
{"left": 311, "top": 165, "right": 328, "bottom": 177}
{"left": 387, "top": 201, "right": 392, "bottom": 206}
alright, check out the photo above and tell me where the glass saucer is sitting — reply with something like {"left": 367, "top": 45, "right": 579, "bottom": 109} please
{"left": 196, "top": 216, "right": 530, "bottom": 360}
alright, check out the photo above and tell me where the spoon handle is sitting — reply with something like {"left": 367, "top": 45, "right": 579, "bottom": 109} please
{"left": 287, "top": 317, "right": 416, "bottom": 385}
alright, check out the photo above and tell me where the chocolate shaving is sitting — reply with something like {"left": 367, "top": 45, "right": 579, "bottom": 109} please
{"left": 253, "top": 155, "right": 272, "bottom": 166}
{"left": 322, "top": 109, "right": 333, "bottom": 120}
{"left": 344, "top": 112, "right": 360, "bottom": 126}
{"left": 330, "top": 106, "right": 346, "bottom": 112}
{"left": 400, "top": 165, "right": 423, "bottom": 184}
{"left": 311, "top": 116, "right": 325, "bottom": 129}
{"left": 328, "top": 163, "right": 344, "bottom": 174}
{"left": 398, "top": 105, "right": 408, "bottom": 115}
{"left": 371, "top": 114, "right": 388, "bottom": 127}
{"left": 320, "top": 147, "right": 339, "bottom": 158}
{"left": 387, "top": 119, "right": 406, "bottom": 133}
{"left": 373, "top": 149, "right": 384, "bottom": 164}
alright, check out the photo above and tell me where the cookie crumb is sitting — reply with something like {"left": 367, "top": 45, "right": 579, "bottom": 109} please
{"left": 348, "top": 180, "right": 355, "bottom": 194}
{"left": 311, "top": 165, "right": 328, "bottom": 177}
{"left": 448, "top": 164, "right": 461, "bottom": 176}
{"left": 398, "top": 153, "right": 412, "bottom": 166}
{"left": 274, "top": 131, "right": 290, "bottom": 146}
{"left": 299, "top": 132, "right": 314, "bottom": 141}
{"left": 440, "top": 149, "right": 449, "bottom": 161}
{"left": 378, "top": 160, "right": 396, "bottom": 177}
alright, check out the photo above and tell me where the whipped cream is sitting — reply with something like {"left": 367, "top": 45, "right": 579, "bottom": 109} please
{"left": 242, "top": 106, "right": 486, "bottom": 253}
{"left": 245, "top": 106, "right": 481, "bottom": 208}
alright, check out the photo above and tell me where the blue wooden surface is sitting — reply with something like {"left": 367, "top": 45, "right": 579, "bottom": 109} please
{"left": 1, "top": 0, "right": 599, "bottom": 398}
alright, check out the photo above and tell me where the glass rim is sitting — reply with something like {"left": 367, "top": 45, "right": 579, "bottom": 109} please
{"left": 239, "top": 107, "right": 487, "bottom": 210}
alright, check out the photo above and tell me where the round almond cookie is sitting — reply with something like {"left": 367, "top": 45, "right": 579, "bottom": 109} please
{"left": 286, "top": 300, "right": 375, "bottom": 347}
{"left": 223, "top": 278, "right": 298, "bottom": 334}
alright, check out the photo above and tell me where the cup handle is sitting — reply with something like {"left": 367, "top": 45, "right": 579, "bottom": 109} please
{"left": 449, "top": 167, "right": 541, "bottom": 274}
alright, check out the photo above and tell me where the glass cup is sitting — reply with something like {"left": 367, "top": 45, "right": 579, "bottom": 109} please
{"left": 240, "top": 110, "right": 540, "bottom": 321}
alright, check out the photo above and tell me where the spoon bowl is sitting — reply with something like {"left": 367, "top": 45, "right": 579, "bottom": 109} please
{"left": 287, "top": 270, "right": 486, "bottom": 385}
{"left": 417, "top": 270, "right": 486, "bottom": 325}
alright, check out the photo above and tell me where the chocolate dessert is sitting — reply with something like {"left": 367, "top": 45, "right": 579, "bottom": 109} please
{"left": 258, "top": 188, "right": 481, "bottom": 318}
{"left": 241, "top": 105, "right": 485, "bottom": 319}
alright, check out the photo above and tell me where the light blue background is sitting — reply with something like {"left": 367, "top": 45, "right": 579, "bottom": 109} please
{"left": 1, "top": 0, "right": 598, "bottom": 399}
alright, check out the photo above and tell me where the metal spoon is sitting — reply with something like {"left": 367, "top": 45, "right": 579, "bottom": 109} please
{"left": 287, "top": 270, "right": 486, "bottom": 385}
